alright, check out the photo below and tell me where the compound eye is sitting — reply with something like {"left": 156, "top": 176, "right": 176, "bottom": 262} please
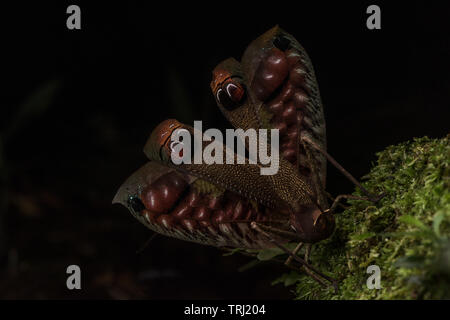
{"left": 216, "top": 80, "right": 245, "bottom": 110}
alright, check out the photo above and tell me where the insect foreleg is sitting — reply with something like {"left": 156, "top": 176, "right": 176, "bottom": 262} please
{"left": 284, "top": 242, "right": 303, "bottom": 266}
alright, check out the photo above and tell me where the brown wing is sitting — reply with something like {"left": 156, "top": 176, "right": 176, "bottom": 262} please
{"left": 142, "top": 119, "right": 315, "bottom": 212}
{"left": 211, "top": 26, "right": 327, "bottom": 190}
{"left": 113, "top": 162, "right": 288, "bottom": 249}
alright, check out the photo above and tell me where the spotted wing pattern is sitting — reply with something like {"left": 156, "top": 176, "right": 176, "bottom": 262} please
{"left": 114, "top": 26, "right": 328, "bottom": 248}
{"left": 113, "top": 162, "right": 288, "bottom": 249}
{"left": 211, "top": 26, "right": 327, "bottom": 191}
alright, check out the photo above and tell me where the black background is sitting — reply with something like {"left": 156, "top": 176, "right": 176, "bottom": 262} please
{"left": 0, "top": 1, "right": 448, "bottom": 299}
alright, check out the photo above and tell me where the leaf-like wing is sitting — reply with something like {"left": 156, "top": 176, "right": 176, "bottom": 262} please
{"left": 211, "top": 26, "right": 327, "bottom": 189}
{"left": 113, "top": 161, "right": 288, "bottom": 249}
{"left": 142, "top": 119, "right": 314, "bottom": 211}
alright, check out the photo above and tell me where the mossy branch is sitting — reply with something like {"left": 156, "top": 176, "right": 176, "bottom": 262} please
{"left": 238, "top": 135, "right": 450, "bottom": 299}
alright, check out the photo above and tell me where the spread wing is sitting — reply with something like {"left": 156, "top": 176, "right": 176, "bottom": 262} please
{"left": 211, "top": 26, "right": 327, "bottom": 190}
{"left": 112, "top": 118, "right": 302, "bottom": 249}
{"left": 113, "top": 27, "right": 327, "bottom": 249}
{"left": 113, "top": 161, "right": 288, "bottom": 249}
{"left": 142, "top": 119, "right": 314, "bottom": 211}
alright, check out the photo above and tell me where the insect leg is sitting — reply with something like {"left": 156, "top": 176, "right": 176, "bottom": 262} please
{"left": 284, "top": 242, "right": 303, "bottom": 266}
{"left": 251, "top": 222, "right": 338, "bottom": 291}
{"left": 304, "top": 243, "right": 312, "bottom": 264}
{"left": 301, "top": 136, "right": 383, "bottom": 202}
{"left": 325, "top": 194, "right": 377, "bottom": 215}
{"left": 325, "top": 191, "right": 349, "bottom": 210}
{"left": 283, "top": 242, "right": 312, "bottom": 270}
{"left": 253, "top": 222, "right": 305, "bottom": 242}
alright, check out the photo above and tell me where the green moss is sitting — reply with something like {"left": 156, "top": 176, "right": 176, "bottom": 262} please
{"left": 264, "top": 135, "right": 450, "bottom": 299}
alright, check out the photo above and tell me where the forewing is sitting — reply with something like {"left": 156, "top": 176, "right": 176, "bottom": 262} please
{"left": 113, "top": 161, "right": 286, "bottom": 249}
{"left": 242, "top": 26, "right": 327, "bottom": 188}
{"left": 142, "top": 119, "right": 314, "bottom": 211}
{"left": 211, "top": 26, "right": 327, "bottom": 189}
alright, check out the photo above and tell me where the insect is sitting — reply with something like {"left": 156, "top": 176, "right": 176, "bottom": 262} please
{"left": 113, "top": 26, "right": 382, "bottom": 289}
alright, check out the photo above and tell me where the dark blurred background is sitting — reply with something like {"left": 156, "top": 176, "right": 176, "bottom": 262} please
{"left": 0, "top": 1, "right": 448, "bottom": 299}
